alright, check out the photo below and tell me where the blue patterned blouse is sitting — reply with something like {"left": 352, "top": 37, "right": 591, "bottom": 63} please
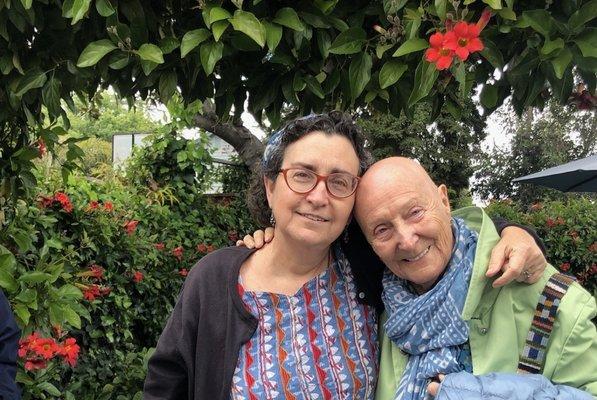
{"left": 230, "top": 246, "right": 379, "bottom": 400}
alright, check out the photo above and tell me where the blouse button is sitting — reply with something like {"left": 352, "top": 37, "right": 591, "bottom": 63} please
{"left": 358, "top": 292, "right": 365, "bottom": 299}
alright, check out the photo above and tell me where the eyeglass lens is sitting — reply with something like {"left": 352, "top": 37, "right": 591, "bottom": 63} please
{"left": 284, "top": 168, "right": 357, "bottom": 197}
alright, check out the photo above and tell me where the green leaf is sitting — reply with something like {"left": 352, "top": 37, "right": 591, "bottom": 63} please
{"left": 20, "top": 0, "right": 33, "bottom": 9}
{"left": 15, "top": 68, "right": 47, "bottom": 97}
{"left": 181, "top": 29, "right": 212, "bottom": 58}
{"left": 376, "top": 44, "right": 394, "bottom": 59}
{"left": 392, "top": 38, "right": 428, "bottom": 58}
{"left": 480, "top": 39, "right": 505, "bottom": 69}
{"left": 482, "top": 0, "right": 502, "bottom": 9}
{"left": 0, "top": 268, "right": 17, "bottom": 293}
{"left": 108, "top": 52, "right": 130, "bottom": 69}
{"left": 136, "top": 44, "right": 164, "bottom": 64}
{"left": 14, "top": 304, "right": 30, "bottom": 325}
{"left": 212, "top": 20, "right": 229, "bottom": 42}
{"left": 159, "top": 71, "right": 178, "bottom": 103}
{"left": 200, "top": 41, "right": 224, "bottom": 76}
{"left": 38, "top": 382, "right": 61, "bottom": 397}
{"left": 568, "top": 0, "right": 597, "bottom": 32}
{"left": 16, "top": 289, "right": 37, "bottom": 304}
{"left": 159, "top": 37, "right": 180, "bottom": 54}
{"left": 95, "top": 0, "right": 115, "bottom": 17}
{"left": 349, "top": 52, "right": 372, "bottom": 101}
{"left": 574, "top": 29, "right": 597, "bottom": 58}
{"left": 57, "top": 284, "right": 83, "bottom": 299}
{"left": 76, "top": 39, "right": 117, "bottom": 67}
{"left": 522, "top": 10, "right": 554, "bottom": 37}
{"left": 264, "top": 21, "right": 283, "bottom": 52}
{"left": 435, "top": 0, "right": 447, "bottom": 20}
{"left": 20, "top": 271, "right": 53, "bottom": 283}
{"left": 379, "top": 60, "right": 408, "bottom": 89}
{"left": 273, "top": 7, "right": 304, "bottom": 31}
{"left": 304, "top": 75, "right": 325, "bottom": 99}
{"left": 498, "top": 8, "right": 517, "bottom": 20}
{"left": 63, "top": 306, "right": 82, "bottom": 329}
{"left": 209, "top": 7, "right": 232, "bottom": 26}
{"left": 329, "top": 27, "right": 366, "bottom": 55}
{"left": 480, "top": 84, "right": 499, "bottom": 109}
{"left": 541, "top": 38, "right": 565, "bottom": 55}
{"left": 70, "top": 0, "right": 91, "bottom": 25}
{"left": 551, "top": 48, "right": 572, "bottom": 79}
{"left": 408, "top": 60, "right": 439, "bottom": 107}
{"left": 42, "top": 78, "right": 62, "bottom": 117}
{"left": 229, "top": 10, "right": 266, "bottom": 48}
{"left": 0, "top": 55, "right": 13, "bottom": 75}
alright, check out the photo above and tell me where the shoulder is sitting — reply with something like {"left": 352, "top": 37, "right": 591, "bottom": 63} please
{"left": 185, "top": 246, "right": 255, "bottom": 288}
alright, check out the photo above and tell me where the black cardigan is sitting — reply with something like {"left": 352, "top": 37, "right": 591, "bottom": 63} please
{"left": 143, "top": 220, "right": 544, "bottom": 399}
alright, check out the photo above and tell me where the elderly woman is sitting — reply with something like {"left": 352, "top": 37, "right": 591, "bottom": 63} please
{"left": 354, "top": 158, "right": 596, "bottom": 399}
{"left": 143, "top": 112, "right": 545, "bottom": 400}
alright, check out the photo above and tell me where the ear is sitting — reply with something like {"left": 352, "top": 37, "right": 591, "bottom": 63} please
{"left": 264, "top": 175, "right": 276, "bottom": 208}
{"left": 437, "top": 184, "right": 451, "bottom": 213}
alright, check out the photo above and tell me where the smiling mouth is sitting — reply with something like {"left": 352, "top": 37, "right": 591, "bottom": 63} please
{"left": 403, "top": 246, "right": 431, "bottom": 262}
{"left": 297, "top": 212, "right": 329, "bottom": 222}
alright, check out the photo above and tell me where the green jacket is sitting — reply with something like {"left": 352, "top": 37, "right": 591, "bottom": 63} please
{"left": 375, "top": 207, "right": 597, "bottom": 398}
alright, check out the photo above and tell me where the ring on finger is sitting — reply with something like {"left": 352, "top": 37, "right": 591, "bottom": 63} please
{"left": 522, "top": 270, "right": 531, "bottom": 280}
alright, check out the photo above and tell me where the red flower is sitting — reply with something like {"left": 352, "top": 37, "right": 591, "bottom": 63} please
{"left": 37, "top": 138, "right": 47, "bottom": 157}
{"left": 589, "top": 242, "right": 597, "bottom": 253}
{"left": 57, "top": 338, "right": 80, "bottom": 367}
{"left": 103, "top": 201, "right": 113, "bottom": 212}
{"left": 24, "top": 359, "right": 47, "bottom": 371}
{"left": 179, "top": 268, "right": 188, "bottom": 277}
{"left": 445, "top": 21, "right": 484, "bottom": 61}
{"left": 546, "top": 218, "right": 556, "bottom": 228}
{"left": 83, "top": 284, "right": 101, "bottom": 301}
{"left": 560, "top": 262, "right": 571, "bottom": 272}
{"left": 38, "top": 195, "right": 54, "bottom": 208}
{"left": 123, "top": 220, "right": 139, "bottom": 235}
{"left": 87, "top": 201, "right": 99, "bottom": 211}
{"left": 425, "top": 31, "right": 455, "bottom": 70}
{"left": 196, "top": 243, "right": 208, "bottom": 254}
{"left": 530, "top": 202, "right": 543, "bottom": 211}
{"left": 476, "top": 9, "right": 492, "bottom": 31}
{"left": 154, "top": 242, "right": 165, "bottom": 251}
{"left": 207, "top": 244, "right": 216, "bottom": 253}
{"left": 32, "top": 338, "right": 59, "bottom": 359}
{"left": 133, "top": 271, "right": 144, "bottom": 283}
{"left": 18, "top": 332, "right": 41, "bottom": 358}
{"left": 54, "top": 192, "right": 73, "bottom": 213}
{"left": 89, "top": 264, "right": 105, "bottom": 280}
{"left": 172, "top": 246, "right": 184, "bottom": 261}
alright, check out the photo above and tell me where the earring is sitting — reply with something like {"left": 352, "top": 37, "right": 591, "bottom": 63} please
{"left": 269, "top": 212, "right": 276, "bottom": 227}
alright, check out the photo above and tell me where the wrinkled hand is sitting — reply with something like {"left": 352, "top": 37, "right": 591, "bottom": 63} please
{"left": 486, "top": 226, "right": 547, "bottom": 287}
{"left": 427, "top": 374, "right": 445, "bottom": 398}
{"left": 236, "top": 227, "right": 274, "bottom": 249}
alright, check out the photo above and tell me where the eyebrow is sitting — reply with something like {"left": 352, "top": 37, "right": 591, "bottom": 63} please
{"left": 287, "top": 162, "right": 355, "bottom": 175}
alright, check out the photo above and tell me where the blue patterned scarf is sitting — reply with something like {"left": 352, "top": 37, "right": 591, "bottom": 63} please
{"left": 382, "top": 218, "right": 478, "bottom": 400}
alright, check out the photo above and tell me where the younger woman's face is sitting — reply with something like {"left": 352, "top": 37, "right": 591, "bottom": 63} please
{"left": 265, "top": 131, "right": 360, "bottom": 250}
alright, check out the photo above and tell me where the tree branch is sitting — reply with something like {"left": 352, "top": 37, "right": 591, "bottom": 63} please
{"left": 193, "top": 111, "right": 264, "bottom": 172}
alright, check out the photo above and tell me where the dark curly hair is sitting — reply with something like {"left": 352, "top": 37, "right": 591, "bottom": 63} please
{"left": 247, "top": 111, "right": 373, "bottom": 226}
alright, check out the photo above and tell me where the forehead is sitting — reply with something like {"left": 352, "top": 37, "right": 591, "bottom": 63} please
{"left": 356, "top": 175, "right": 428, "bottom": 220}
{"left": 282, "top": 132, "right": 360, "bottom": 174}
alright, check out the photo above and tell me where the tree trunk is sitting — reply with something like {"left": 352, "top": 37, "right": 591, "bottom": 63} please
{"left": 192, "top": 111, "right": 264, "bottom": 172}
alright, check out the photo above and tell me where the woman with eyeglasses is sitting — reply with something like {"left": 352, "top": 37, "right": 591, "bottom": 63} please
{"left": 143, "top": 111, "right": 546, "bottom": 400}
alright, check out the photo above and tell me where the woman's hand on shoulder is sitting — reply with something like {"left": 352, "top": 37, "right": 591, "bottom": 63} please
{"left": 236, "top": 227, "right": 274, "bottom": 249}
{"left": 486, "top": 226, "right": 547, "bottom": 287}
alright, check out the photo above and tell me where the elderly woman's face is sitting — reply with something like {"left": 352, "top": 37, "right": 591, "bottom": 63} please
{"left": 264, "top": 131, "right": 360, "bottom": 250}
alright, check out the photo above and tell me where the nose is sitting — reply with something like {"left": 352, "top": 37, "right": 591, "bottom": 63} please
{"left": 394, "top": 224, "right": 418, "bottom": 251}
{"left": 304, "top": 180, "right": 330, "bottom": 206}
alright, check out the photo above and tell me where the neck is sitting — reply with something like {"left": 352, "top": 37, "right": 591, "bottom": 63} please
{"left": 262, "top": 233, "right": 332, "bottom": 278}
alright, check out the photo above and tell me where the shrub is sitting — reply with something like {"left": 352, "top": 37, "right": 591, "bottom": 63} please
{"left": 485, "top": 197, "right": 596, "bottom": 295}
{"left": 1, "top": 161, "right": 255, "bottom": 398}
